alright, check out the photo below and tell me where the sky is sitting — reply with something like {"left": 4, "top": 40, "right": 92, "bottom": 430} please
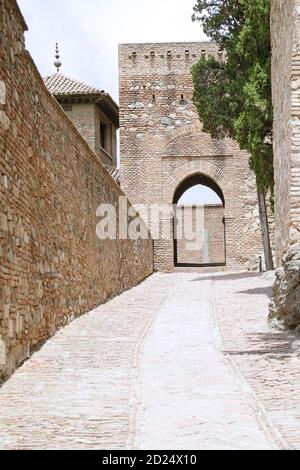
{"left": 18, "top": 0, "right": 207, "bottom": 102}
{"left": 18, "top": 0, "right": 220, "bottom": 204}
{"left": 178, "top": 186, "right": 222, "bottom": 205}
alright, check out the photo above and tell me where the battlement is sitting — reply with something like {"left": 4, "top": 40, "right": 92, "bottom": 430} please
{"left": 119, "top": 41, "right": 222, "bottom": 76}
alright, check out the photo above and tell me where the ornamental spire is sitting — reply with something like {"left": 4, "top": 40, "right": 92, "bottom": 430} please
{"left": 54, "top": 43, "right": 62, "bottom": 73}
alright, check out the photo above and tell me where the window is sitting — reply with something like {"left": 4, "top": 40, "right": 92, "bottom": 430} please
{"left": 100, "top": 123, "right": 107, "bottom": 150}
{"left": 180, "top": 94, "right": 187, "bottom": 105}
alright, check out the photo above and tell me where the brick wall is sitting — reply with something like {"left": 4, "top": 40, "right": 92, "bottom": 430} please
{"left": 63, "top": 103, "right": 117, "bottom": 167}
{"left": 119, "top": 42, "right": 263, "bottom": 272}
{"left": 269, "top": 0, "right": 300, "bottom": 328}
{"left": 176, "top": 205, "right": 225, "bottom": 266}
{"left": 271, "top": 0, "right": 295, "bottom": 262}
{"left": 0, "top": 0, "right": 153, "bottom": 381}
{"left": 65, "top": 103, "right": 96, "bottom": 151}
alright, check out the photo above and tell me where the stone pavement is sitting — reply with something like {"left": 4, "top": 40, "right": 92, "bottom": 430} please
{"left": 0, "top": 272, "right": 299, "bottom": 450}
{"left": 213, "top": 272, "right": 300, "bottom": 450}
{"left": 137, "top": 275, "right": 273, "bottom": 450}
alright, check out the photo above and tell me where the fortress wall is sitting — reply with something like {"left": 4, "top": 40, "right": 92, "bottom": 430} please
{"left": 269, "top": 0, "right": 300, "bottom": 328}
{"left": 0, "top": 0, "right": 153, "bottom": 380}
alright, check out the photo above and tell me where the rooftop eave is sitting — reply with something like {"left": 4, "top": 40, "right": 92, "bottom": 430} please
{"left": 95, "top": 95, "right": 119, "bottom": 128}
{"left": 54, "top": 92, "right": 119, "bottom": 128}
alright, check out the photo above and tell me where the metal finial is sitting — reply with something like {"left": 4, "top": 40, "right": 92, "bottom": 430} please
{"left": 54, "top": 43, "right": 62, "bottom": 73}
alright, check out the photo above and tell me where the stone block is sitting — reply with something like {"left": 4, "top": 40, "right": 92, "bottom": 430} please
{"left": 0, "top": 81, "right": 6, "bottom": 105}
{"left": 0, "top": 336, "right": 6, "bottom": 366}
{"left": 0, "top": 213, "right": 8, "bottom": 232}
{"left": 0, "top": 110, "right": 10, "bottom": 130}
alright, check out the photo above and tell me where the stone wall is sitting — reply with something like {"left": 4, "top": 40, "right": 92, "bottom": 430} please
{"left": 271, "top": 0, "right": 295, "bottom": 263}
{"left": 269, "top": 0, "right": 300, "bottom": 329}
{"left": 119, "top": 42, "right": 263, "bottom": 272}
{"left": 176, "top": 205, "right": 225, "bottom": 266}
{"left": 0, "top": 0, "right": 154, "bottom": 381}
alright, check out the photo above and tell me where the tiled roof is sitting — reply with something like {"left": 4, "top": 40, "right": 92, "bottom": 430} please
{"left": 44, "top": 73, "right": 103, "bottom": 96}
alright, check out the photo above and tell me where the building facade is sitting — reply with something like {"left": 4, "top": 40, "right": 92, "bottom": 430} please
{"left": 119, "top": 42, "right": 263, "bottom": 272}
{"left": 44, "top": 72, "right": 119, "bottom": 181}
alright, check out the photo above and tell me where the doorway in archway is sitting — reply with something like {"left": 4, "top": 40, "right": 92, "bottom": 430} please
{"left": 173, "top": 174, "right": 226, "bottom": 268}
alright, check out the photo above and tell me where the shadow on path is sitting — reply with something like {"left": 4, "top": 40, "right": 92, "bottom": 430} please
{"left": 190, "top": 272, "right": 264, "bottom": 283}
{"left": 223, "top": 330, "right": 300, "bottom": 360}
{"left": 237, "top": 286, "right": 273, "bottom": 298}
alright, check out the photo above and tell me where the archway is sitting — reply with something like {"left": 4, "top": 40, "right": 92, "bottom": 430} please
{"left": 173, "top": 173, "right": 226, "bottom": 268}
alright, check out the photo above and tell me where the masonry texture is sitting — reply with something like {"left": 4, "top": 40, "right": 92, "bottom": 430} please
{"left": 175, "top": 205, "right": 225, "bottom": 266}
{"left": 1, "top": 272, "right": 300, "bottom": 450}
{"left": 0, "top": 0, "right": 153, "bottom": 381}
{"left": 270, "top": 0, "right": 300, "bottom": 328}
{"left": 64, "top": 103, "right": 117, "bottom": 167}
{"left": 119, "top": 42, "right": 263, "bottom": 272}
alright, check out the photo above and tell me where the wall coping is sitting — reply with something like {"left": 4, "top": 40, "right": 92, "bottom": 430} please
{"left": 9, "top": 0, "right": 28, "bottom": 31}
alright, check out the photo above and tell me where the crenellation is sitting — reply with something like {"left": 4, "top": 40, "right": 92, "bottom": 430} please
{"left": 119, "top": 42, "right": 220, "bottom": 77}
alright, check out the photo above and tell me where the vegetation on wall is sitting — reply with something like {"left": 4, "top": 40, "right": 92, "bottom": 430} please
{"left": 191, "top": 0, "right": 273, "bottom": 195}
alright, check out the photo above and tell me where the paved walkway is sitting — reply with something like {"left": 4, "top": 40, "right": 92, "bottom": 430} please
{"left": 0, "top": 272, "right": 299, "bottom": 450}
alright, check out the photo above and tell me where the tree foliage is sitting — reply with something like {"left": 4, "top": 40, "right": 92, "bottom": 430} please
{"left": 191, "top": 0, "right": 273, "bottom": 193}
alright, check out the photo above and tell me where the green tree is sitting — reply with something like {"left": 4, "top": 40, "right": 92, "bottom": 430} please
{"left": 192, "top": 0, "right": 274, "bottom": 270}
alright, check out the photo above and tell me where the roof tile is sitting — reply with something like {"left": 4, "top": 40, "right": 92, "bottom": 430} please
{"left": 44, "top": 73, "right": 103, "bottom": 96}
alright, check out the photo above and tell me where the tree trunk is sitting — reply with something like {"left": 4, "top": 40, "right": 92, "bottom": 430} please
{"left": 257, "top": 190, "right": 274, "bottom": 271}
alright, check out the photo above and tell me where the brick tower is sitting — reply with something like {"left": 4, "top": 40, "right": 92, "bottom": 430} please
{"left": 119, "top": 42, "right": 263, "bottom": 272}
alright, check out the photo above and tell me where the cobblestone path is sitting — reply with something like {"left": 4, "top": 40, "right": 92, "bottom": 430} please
{"left": 0, "top": 272, "right": 299, "bottom": 450}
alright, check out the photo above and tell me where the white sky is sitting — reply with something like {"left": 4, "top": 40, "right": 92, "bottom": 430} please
{"left": 178, "top": 186, "right": 222, "bottom": 205}
{"left": 18, "top": 0, "right": 220, "bottom": 204}
{"left": 18, "top": 0, "right": 207, "bottom": 102}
